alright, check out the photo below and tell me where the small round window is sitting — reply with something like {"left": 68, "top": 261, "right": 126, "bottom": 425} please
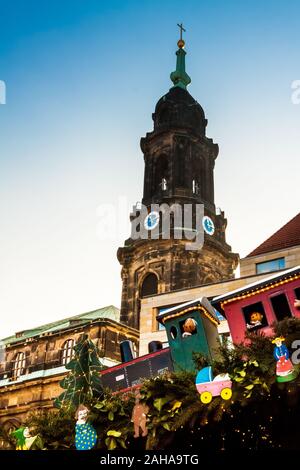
{"left": 170, "top": 326, "right": 178, "bottom": 340}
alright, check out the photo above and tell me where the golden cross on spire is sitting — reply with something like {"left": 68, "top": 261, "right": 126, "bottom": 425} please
{"left": 177, "top": 23, "right": 186, "bottom": 48}
{"left": 177, "top": 23, "right": 186, "bottom": 41}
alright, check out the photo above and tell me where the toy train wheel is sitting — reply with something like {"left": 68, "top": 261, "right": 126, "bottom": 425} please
{"left": 220, "top": 387, "right": 232, "bottom": 400}
{"left": 200, "top": 391, "right": 212, "bottom": 404}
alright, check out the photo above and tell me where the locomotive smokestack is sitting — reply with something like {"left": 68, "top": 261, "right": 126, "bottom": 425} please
{"left": 148, "top": 341, "right": 163, "bottom": 353}
{"left": 120, "top": 340, "right": 134, "bottom": 363}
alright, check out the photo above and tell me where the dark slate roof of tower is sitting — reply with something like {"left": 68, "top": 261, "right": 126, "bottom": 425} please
{"left": 246, "top": 212, "right": 300, "bottom": 257}
{"left": 153, "top": 86, "right": 208, "bottom": 136}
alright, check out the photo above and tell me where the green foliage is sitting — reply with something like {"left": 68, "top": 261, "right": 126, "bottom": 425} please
{"left": 54, "top": 334, "right": 105, "bottom": 409}
{"left": 138, "top": 372, "right": 197, "bottom": 449}
{"left": 105, "top": 430, "right": 127, "bottom": 450}
{"left": 231, "top": 359, "right": 271, "bottom": 400}
{"left": 274, "top": 317, "right": 300, "bottom": 345}
{"left": 192, "top": 351, "right": 210, "bottom": 370}
{"left": 25, "top": 408, "right": 75, "bottom": 449}
{"left": 203, "top": 330, "right": 275, "bottom": 394}
{"left": 92, "top": 391, "right": 134, "bottom": 449}
{"left": 0, "top": 426, "right": 16, "bottom": 449}
{"left": 94, "top": 393, "right": 129, "bottom": 421}
{"left": 235, "top": 331, "right": 274, "bottom": 374}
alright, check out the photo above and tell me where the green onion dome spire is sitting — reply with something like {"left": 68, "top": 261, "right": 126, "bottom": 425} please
{"left": 170, "top": 23, "right": 191, "bottom": 90}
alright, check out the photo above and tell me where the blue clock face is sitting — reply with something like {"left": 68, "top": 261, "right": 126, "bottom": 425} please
{"left": 202, "top": 216, "right": 215, "bottom": 236}
{"left": 144, "top": 211, "right": 160, "bottom": 230}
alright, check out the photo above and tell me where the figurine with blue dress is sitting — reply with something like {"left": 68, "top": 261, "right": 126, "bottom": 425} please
{"left": 75, "top": 404, "right": 97, "bottom": 450}
{"left": 272, "top": 336, "right": 297, "bottom": 383}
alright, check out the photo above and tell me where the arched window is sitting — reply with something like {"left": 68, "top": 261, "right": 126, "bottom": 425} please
{"left": 140, "top": 273, "right": 158, "bottom": 298}
{"left": 61, "top": 339, "right": 75, "bottom": 365}
{"left": 12, "top": 352, "right": 26, "bottom": 379}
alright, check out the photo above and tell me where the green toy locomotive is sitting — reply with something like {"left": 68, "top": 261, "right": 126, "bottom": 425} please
{"left": 101, "top": 297, "right": 220, "bottom": 391}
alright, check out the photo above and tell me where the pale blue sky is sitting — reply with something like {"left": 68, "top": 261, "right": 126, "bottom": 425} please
{"left": 0, "top": 0, "right": 299, "bottom": 337}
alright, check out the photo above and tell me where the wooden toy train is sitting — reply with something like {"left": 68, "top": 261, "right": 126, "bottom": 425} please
{"left": 100, "top": 266, "right": 300, "bottom": 393}
{"left": 100, "top": 296, "right": 221, "bottom": 392}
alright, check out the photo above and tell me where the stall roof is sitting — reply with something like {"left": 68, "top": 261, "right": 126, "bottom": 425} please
{"left": 157, "top": 297, "right": 219, "bottom": 325}
{"left": 212, "top": 265, "right": 300, "bottom": 313}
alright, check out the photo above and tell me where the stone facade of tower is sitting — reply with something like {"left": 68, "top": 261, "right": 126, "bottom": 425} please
{"left": 117, "top": 44, "right": 239, "bottom": 330}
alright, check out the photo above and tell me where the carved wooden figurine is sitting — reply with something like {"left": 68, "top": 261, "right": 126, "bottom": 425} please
{"left": 131, "top": 393, "right": 149, "bottom": 438}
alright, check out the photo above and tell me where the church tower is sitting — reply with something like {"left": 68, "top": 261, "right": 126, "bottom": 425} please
{"left": 117, "top": 29, "right": 239, "bottom": 329}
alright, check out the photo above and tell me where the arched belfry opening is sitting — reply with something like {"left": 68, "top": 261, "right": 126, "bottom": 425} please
{"left": 140, "top": 273, "right": 159, "bottom": 298}
{"left": 154, "top": 154, "right": 169, "bottom": 193}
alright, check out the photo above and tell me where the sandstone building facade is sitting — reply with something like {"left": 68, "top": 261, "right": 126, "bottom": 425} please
{"left": 0, "top": 305, "right": 138, "bottom": 437}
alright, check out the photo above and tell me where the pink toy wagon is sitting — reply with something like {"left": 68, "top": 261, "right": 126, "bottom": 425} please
{"left": 195, "top": 366, "right": 232, "bottom": 404}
